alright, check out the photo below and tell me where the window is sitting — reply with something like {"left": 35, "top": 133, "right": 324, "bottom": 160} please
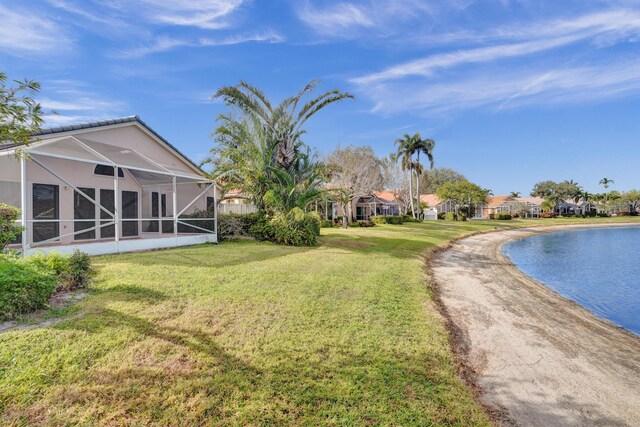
{"left": 32, "top": 184, "right": 59, "bottom": 243}
{"left": 94, "top": 164, "right": 124, "bottom": 178}
{"left": 121, "top": 191, "right": 138, "bottom": 237}
{"left": 100, "top": 189, "right": 115, "bottom": 238}
{"left": 74, "top": 187, "right": 96, "bottom": 240}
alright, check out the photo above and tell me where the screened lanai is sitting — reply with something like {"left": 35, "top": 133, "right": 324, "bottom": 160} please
{"left": 0, "top": 130, "right": 218, "bottom": 256}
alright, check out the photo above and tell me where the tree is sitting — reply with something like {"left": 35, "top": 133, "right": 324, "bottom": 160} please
{"left": 382, "top": 154, "right": 411, "bottom": 214}
{"left": 1, "top": 72, "right": 44, "bottom": 149}
{"left": 207, "top": 103, "right": 326, "bottom": 215}
{"left": 214, "top": 80, "right": 353, "bottom": 169}
{"left": 419, "top": 168, "right": 466, "bottom": 194}
{"left": 509, "top": 191, "right": 521, "bottom": 198}
{"left": 436, "top": 181, "right": 489, "bottom": 217}
{"left": 531, "top": 179, "right": 581, "bottom": 203}
{"left": 326, "top": 146, "right": 384, "bottom": 227}
{"left": 394, "top": 132, "right": 435, "bottom": 218}
{"left": 509, "top": 201, "right": 530, "bottom": 218}
{"left": 541, "top": 198, "right": 556, "bottom": 213}
{"left": 621, "top": 190, "right": 640, "bottom": 213}
{"left": 599, "top": 177, "right": 615, "bottom": 207}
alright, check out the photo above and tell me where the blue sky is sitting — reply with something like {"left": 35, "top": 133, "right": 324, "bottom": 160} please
{"left": 1, "top": 0, "right": 639, "bottom": 194}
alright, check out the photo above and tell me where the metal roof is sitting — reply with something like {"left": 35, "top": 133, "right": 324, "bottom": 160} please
{"left": 1, "top": 115, "right": 203, "bottom": 173}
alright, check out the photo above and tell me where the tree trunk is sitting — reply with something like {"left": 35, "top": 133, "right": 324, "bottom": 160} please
{"left": 341, "top": 202, "right": 348, "bottom": 228}
{"left": 416, "top": 152, "right": 421, "bottom": 219}
{"left": 408, "top": 168, "right": 415, "bottom": 217}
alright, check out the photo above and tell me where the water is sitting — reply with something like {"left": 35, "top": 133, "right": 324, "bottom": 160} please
{"left": 502, "top": 226, "right": 640, "bottom": 335}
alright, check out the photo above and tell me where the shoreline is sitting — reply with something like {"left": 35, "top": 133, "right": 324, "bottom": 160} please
{"left": 430, "top": 224, "right": 640, "bottom": 426}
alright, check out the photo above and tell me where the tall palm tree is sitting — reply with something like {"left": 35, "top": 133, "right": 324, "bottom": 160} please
{"left": 509, "top": 191, "right": 521, "bottom": 198}
{"left": 599, "top": 177, "right": 615, "bottom": 211}
{"left": 214, "top": 80, "right": 353, "bottom": 169}
{"left": 413, "top": 134, "right": 435, "bottom": 218}
{"left": 394, "top": 133, "right": 435, "bottom": 218}
{"left": 395, "top": 134, "right": 417, "bottom": 217}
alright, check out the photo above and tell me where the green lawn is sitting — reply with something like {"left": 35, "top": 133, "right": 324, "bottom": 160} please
{"left": 1, "top": 217, "right": 638, "bottom": 425}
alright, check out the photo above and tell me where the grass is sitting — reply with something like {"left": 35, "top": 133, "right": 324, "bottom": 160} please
{"left": 1, "top": 217, "right": 638, "bottom": 425}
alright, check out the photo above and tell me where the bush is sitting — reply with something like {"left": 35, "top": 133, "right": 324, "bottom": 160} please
{"left": 28, "top": 250, "right": 94, "bottom": 292}
{"left": 0, "top": 255, "right": 57, "bottom": 320}
{"left": 597, "top": 212, "right": 610, "bottom": 217}
{"left": 358, "top": 220, "right": 375, "bottom": 227}
{"left": 371, "top": 216, "right": 387, "bottom": 225}
{"left": 385, "top": 215, "right": 404, "bottom": 225}
{"left": 218, "top": 212, "right": 262, "bottom": 240}
{"left": 320, "top": 220, "right": 334, "bottom": 228}
{"left": 437, "top": 212, "right": 445, "bottom": 220}
{"left": 540, "top": 212, "right": 557, "bottom": 218}
{"left": 444, "top": 212, "right": 457, "bottom": 221}
{"left": 268, "top": 208, "right": 321, "bottom": 246}
{"left": 0, "top": 203, "right": 23, "bottom": 252}
{"left": 402, "top": 215, "right": 421, "bottom": 223}
{"left": 495, "top": 212, "right": 512, "bottom": 220}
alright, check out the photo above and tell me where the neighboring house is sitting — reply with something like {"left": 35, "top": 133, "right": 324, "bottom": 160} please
{"left": 219, "top": 189, "right": 258, "bottom": 215}
{"left": 478, "top": 196, "right": 542, "bottom": 218}
{"left": 0, "top": 116, "right": 219, "bottom": 256}
{"left": 333, "top": 191, "right": 402, "bottom": 221}
{"left": 421, "top": 194, "right": 457, "bottom": 215}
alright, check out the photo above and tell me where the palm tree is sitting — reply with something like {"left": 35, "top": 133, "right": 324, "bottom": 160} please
{"left": 394, "top": 132, "right": 435, "bottom": 218}
{"left": 395, "top": 134, "right": 418, "bottom": 217}
{"left": 599, "top": 177, "right": 614, "bottom": 212}
{"left": 413, "top": 134, "right": 435, "bottom": 218}
{"left": 214, "top": 80, "right": 353, "bottom": 169}
{"left": 509, "top": 191, "right": 521, "bottom": 198}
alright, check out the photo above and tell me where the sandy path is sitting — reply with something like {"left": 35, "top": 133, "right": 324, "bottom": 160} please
{"left": 432, "top": 224, "right": 640, "bottom": 426}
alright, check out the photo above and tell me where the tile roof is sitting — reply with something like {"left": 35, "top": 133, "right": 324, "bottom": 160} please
{"left": 486, "top": 195, "right": 516, "bottom": 208}
{"left": 421, "top": 194, "right": 443, "bottom": 207}
{"left": 372, "top": 191, "right": 399, "bottom": 203}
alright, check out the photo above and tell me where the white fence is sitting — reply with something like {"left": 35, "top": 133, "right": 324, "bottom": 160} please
{"left": 218, "top": 203, "right": 258, "bottom": 215}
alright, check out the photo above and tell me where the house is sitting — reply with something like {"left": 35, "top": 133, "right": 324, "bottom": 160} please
{"left": 219, "top": 189, "right": 258, "bottom": 215}
{"left": 478, "top": 196, "right": 542, "bottom": 218}
{"left": 0, "top": 116, "right": 219, "bottom": 256}
{"left": 421, "top": 194, "right": 456, "bottom": 215}
{"left": 332, "top": 191, "right": 401, "bottom": 221}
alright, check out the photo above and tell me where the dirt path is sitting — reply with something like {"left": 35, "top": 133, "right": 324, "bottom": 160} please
{"left": 432, "top": 224, "right": 640, "bottom": 426}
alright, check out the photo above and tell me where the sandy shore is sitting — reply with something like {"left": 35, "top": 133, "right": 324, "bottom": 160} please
{"left": 431, "top": 224, "right": 640, "bottom": 426}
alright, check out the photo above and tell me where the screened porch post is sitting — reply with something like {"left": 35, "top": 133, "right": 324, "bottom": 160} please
{"left": 114, "top": 171, "right": 120, "bottom": 242}
{"left": 20, "top": 155, "right": 28, "bottom": 256}
{"left": 172, "top": 176, "right": 178, "bottom": 238}
{"left": 214, "top": 183, "right": 218, "bottom": 238}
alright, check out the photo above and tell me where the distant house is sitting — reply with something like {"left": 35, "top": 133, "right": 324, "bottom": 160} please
{"left": 421, "top": 194, "right": 456, "bottom": 214}
{"left": 332, "top": 191, "right": 401, "bottom": 221}
{"left": 0, "top": 116, "right": 219, "bottom": 256}
{"left": 477, "top": 196, "right": 542, "bottom": 218}
{"left": 219, "top": 189, "right": 258, "bottom": 215}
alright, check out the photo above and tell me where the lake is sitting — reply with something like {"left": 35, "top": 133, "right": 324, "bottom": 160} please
{"left": 502, "top": 226, "right": 640, "bottom": 335}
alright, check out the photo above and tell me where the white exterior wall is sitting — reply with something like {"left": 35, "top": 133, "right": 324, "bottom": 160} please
{"left": 0, "top": 122, "right": 219, "bottom": 253}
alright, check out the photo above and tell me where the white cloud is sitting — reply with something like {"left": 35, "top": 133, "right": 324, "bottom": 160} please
{"left": 296, "top": 0, "right": 436, "bottom": 38}
{"left": 137, "top": 0, "right": 244, "bottom": 29}
{"left": 118, "top": 32, "right": 284, "bottom": 58}
{"left": 297, "top": 2, "right": 374, "bottom": 36}
{"left": 37, "top": 81, "right": 127, "bottom": 127}
{"left": 365, "top": 59, "right": 640, "bottom": 115}
{"left": 354, "top": 9, "right": 640, "bottom": 85}
{"left": 0, "top": 3, "right": 73, "bottom": 56}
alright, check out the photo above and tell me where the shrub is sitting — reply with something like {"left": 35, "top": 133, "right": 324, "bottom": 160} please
{"left": 444, "top": 212, "right": 457, "bottom": 221}
{"left": 540, "top": 212, "right": 557, "bottom": 218}
{"left": 371, "top": 216, "right": 388, "bottom": 225}
{"left": 385, "top": 215, "right": 404, "bottom": 225}
{"left": 0, "top": 203, "right": 23, "bottom": 252}
{"left": 0, "top": 255, "right": 57, "bottom": 320}
{"left": 495, "top": 212, "right": 512, "bottom": 220}
{"left": 268, "top": 208, "right": 321, "bottom": 246}
{"left": 358, "top": 220, "right": 375, "bottom": 227}
{"left": 28, "top": 250, "right": 94, "bottom": 292}
{"left": 437, "top": 212, "right": 445, "bottom": 220}
{"left": 615, "top": 211, "right": 631, "bottom": 216}
{"left": 348, "top": 221, "right": 360, "bottom": 227}
{"left": 320, "top": 220, "right": 334, "bottom": 228}
{"left": 218, "top": 212, "right": 263, "bottom": 240}
{"left": 597, "top": 212, "right": 610, "bottom": 218}
{"left": 402, "top": 215, "right": 421, "bottom": 223}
